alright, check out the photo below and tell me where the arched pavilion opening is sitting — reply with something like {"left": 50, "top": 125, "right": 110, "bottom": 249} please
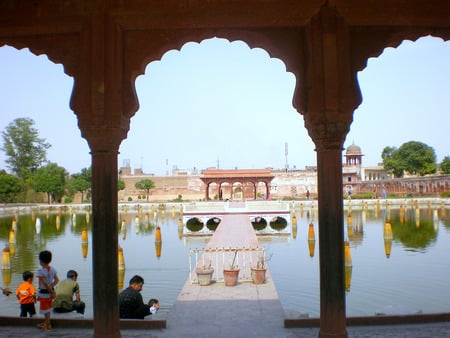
{"left": 201, "top": 169, "right": 274, "bottom": 201}
{"left": 2, "top": 2, "right": 450, "bottom": 338}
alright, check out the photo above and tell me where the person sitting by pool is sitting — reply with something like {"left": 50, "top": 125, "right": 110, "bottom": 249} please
{"left": 52, "top": 270, "right": 85, "bottom": 315}
{"left": 119, "top": 275, "right": 156, "bottom": 319}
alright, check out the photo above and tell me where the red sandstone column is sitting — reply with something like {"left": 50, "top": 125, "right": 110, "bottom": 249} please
{"left": 316, "top": 145, "right": 346, "bottom": 337}
{"left": 91, "top": 148, "right": 120, "bottom": 337}
{"left": 296, "top": 6, "right": 362, "bottom": 338}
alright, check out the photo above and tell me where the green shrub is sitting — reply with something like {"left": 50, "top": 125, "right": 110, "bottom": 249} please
{"left": 64, "top": 197, "right": 73, "bottom": 203}
{"left": 441, "top": 191, "right": 450, "bottom": 198}
{"left": 346, "top": 193, "right": 376, "bottom": 200}
{"left": 127, "top": 196, "right": 132, "bottom": 201}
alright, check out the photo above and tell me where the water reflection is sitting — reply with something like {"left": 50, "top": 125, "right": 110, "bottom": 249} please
{"left": 0, "top": 202, "right": 449, "bottom": 318}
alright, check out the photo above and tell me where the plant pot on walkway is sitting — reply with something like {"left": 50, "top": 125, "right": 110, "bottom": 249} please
{"left": 250, "top": 267, "right": 266, "bottom": 284}
{"left": 223, "top": 268, "right": 240, "bottom": 286}
{"left": 196, "top": 267, "right": 214, "bottom": 286}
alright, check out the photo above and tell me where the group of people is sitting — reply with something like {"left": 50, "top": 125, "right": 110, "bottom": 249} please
{"left": 15, "top": 250, "right": 85, "bottom": 331}
{"left": 15, "top": 250, "right": 159, "bottom": 332}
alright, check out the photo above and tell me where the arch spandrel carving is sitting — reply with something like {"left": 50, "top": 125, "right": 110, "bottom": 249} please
{"left": 0, "top": 35, "right": 80, "bottom": 78}
{"left": 351, "top": 27, "right": 450, "bottom": 73}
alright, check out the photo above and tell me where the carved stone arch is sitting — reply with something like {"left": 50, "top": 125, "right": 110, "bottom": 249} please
{"left": 0, "top": 35, "right": 80, "bottom": 78}
{"left": 123, "top": 27, "right": 307, "bottom": 121}
{"left": 351, "top": 27, "right": 450, "bottom": 73}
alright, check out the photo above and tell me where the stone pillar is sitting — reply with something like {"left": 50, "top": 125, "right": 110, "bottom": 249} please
{"left": 70, "top": 7, "right": 131, "bottom": 335}
{"left": 91, "top": 145, "right": 120, "bottom": 338}
{"left": 297, "top": 5, "right": 362, "bottom": 338}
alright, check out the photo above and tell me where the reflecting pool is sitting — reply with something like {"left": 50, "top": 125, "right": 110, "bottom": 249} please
{"left": 0, "top": 201, "right": 449, "bottom": 318}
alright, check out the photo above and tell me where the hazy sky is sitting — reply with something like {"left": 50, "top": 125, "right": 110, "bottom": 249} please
{"left": 1, "top": 36, "right": 449, "bottom": 175}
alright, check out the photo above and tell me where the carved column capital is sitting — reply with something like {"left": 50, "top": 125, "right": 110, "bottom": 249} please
{"left": 304, "top": 117, "right": 350, "bottom": 151}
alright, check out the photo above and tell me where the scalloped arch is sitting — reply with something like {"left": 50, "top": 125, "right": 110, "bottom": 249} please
{"left": 352, "top": 28, "right": 450, "bottom": 73}
{"left": 123, "top": 28, "right": 306, "bottom": 120}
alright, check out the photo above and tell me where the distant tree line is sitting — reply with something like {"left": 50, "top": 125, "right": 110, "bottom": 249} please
{"left": 0, "top": 117, "right": 95, "bottom": 203}
{"left": 0, "top": 117, "right": 448, "bottom": 203}
{"left": 0, "top": 117, "right": 156, "bottom": 204}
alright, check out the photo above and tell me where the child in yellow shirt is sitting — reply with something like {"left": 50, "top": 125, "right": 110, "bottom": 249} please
{"left": 15, "top": 271, "right": 36, "bottom": 317}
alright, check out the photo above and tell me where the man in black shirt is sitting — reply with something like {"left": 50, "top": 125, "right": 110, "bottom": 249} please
{"left": 119, "top": 275, "right": 151, "bottom": 319}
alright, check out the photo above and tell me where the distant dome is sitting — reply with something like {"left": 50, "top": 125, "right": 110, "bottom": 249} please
{"left": 346, "top": 143, "right": 362, "bottom": 155}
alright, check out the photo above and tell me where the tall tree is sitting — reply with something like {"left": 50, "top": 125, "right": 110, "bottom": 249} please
{"left": 135, "top": 178, "right": 155, "bottom": 202}
{"left": 382, "top": 141, "right": 436, "bottom": 178}
{"left": 1, "top": 117, "right": 50, "bottom": 180}
{"left": 32, "top": 163, "right": 67, "bottom": 204}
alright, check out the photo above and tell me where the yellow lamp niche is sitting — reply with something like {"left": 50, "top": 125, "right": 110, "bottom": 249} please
{"left": 344, "top": 241, "right": 352, "bottom": 268}
{"left": 307, "top": 223, "right": 315, "bottom": 258}
{"left": 155, "top": 226, "right": 162, "bottom": 258}
{"left": 55, "top": 214, "right": 61, "bottom": 231}
{"left": 8, "top": 229, "right": 16, "bottom": 257}
{"left": 383, "top": 222, "right": 393, "bottom": 258}
{"left": 345, "top": 266, "right": 353, "bottom": 293}
{"left": 383, "top": 223, "right": 393, "bottom": 240}
{"left": 81, "top": 228, "right": 89, "bottom": 258}
{"left": 118, "top": 268, "right": 125, "bottom": 290}
{"left": 8, "top": 229, "right": 16, "bottom": 245}
{"left": 120, "top": 220, "right": 127, "bottom": 240}
{"left": 118, "top": 247, "right": 125, "bottom": 271}
{"left": 81, "top": 243, "right": 88, "bottom": 259}
{"left": 399, "top": 205, "right": 405, "bottom": 224}
{"left": 415, "top": 208, "right": 421, "bottom": 228}
{"left": 2, "top": 247, "right": 11, "bottom": 270}
{"left": 292, "top": 222, "right": 297, "bottom": 240}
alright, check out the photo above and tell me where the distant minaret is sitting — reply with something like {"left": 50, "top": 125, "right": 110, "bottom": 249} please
{"left": 166, "top": 158, "right": 169, "bottom": 176}
{"left": 217, "top": 157, "right": 220, "bottom": 169}
{"left": 285, "top": 142, "right": 289, "bottom": 171}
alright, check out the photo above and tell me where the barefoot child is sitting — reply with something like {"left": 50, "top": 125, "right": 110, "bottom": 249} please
{"left": 36, "top": 250, "right": 59, "bottom": 331}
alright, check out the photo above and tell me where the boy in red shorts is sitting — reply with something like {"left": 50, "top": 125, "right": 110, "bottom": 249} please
{"left": 36, "top": 250, "right": 59, "bottom": 331}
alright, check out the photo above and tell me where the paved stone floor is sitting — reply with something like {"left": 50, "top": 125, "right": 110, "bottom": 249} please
{"left": 0, "top": 321, "right": 449, "bottom": 337}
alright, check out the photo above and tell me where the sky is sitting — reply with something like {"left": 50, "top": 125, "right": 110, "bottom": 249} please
{"left": 0, "top": 36, "right": 449, "bottom": 176}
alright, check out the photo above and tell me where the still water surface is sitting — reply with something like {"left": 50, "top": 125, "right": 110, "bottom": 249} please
{"left": 0, "top": 202, "right": 449, "bottom": 318}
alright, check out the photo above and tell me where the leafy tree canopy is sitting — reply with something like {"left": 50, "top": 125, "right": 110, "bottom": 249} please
{"left": 382, "top": 141, "right": 436, "bottom": 178}
{"left": 118, "top": 179, "right": 125, "bottom": 192}
{"left": 32, "top": 162, "right": 67, "bottom": 204}
{"left": 135, "top": 178, "right": 155, "bottom": 202}
{"left": 67, "top": 167, "right": 92, "bottom": 202}
{"left": 0, "top": 172, "right": 22, "bottom": 203}
{"left": 440, "top": 156, "right": 450, "bottom": 174}
{"left": 1, "top": 117, "right": 50, "bottom": 180}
